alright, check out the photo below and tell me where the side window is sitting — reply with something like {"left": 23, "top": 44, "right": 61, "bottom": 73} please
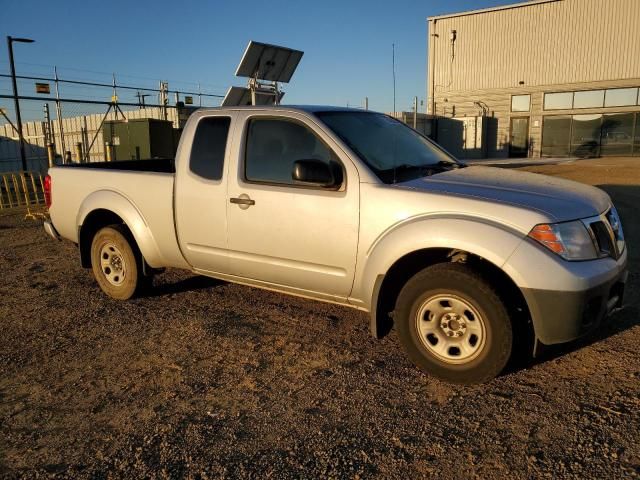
{"left": 190, "top": 116, "right": 231, "bottom": 180}
{"left": 245, "top": 118, "right": 337, "bottom": 185}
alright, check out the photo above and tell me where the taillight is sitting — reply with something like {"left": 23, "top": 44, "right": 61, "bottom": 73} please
{"left": 44, "top": 175, "right": 52, "bottom": 208}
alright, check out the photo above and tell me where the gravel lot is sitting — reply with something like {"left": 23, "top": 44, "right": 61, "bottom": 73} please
{"left": 1, "top": 158, "right": 639, "bottom": 478}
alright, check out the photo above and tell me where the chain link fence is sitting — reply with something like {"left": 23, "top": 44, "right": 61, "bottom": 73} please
{"left": 0, "top": 70, "right": 225, "bottom": 174}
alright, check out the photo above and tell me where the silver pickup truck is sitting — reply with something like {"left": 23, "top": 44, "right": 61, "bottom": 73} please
{"left": 44, "top": 106, "right": 628, "bottom": 384}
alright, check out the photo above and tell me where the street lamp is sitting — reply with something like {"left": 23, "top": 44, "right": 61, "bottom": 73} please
{"left": 7, "top": 36, "right": 35, "bottom": 172}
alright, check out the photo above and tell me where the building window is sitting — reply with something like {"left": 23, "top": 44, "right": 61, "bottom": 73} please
{"left": 635, "top": 114, "right": 640, "bottom": 156}
{"left": 544, "top": 92, "right": 573, "bottom": 110}
{"left": 511, "top": 94, "right": 531, "bottom": 112}
{"left": 601, "top": 113, "right": 634, "bottom": 155}
{"left": 573, "top": 90, "right": 605, "bottom": 109}
{"left": 604, "top": 88, "right": 638, "bottom": 107}
{"left": 571, "top": 114, "right": 602, "bottom": 157}
{"left": 541, "top": 116, "right": 572, "bottom": 156}
{"left": 543, "top": 112, "right": 640, "bottom": 158}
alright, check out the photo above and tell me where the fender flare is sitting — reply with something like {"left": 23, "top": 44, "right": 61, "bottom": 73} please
{"left": 354, "top": 215, "right": 527, "bottom": 336}
{"left": 77, "top": 189, "right": 165, "bottom": 267}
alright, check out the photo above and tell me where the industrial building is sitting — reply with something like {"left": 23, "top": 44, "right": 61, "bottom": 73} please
{"left": 427, "top": 0, "right": 640, "bottom": 158}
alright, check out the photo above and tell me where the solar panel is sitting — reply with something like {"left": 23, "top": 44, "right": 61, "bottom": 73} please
{"left": 235, "top": 41, "right": 304, "bottom": 83}
{"left": 221, "top": 86, "right": 285, "bottom": 107}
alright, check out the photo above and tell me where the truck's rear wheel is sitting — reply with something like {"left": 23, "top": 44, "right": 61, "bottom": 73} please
{"left": 395, "top": 263, "right": 512, "bottom": 384}
{"left": 90, "top": 225, "right": 142, "bottom": 300}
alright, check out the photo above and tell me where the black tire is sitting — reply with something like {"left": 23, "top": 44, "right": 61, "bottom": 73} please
{"left": 395, "top": 263, "right": 512, "bottom": 384}
{"left": 90, "top": 225, "right": 143, "bottom": 300}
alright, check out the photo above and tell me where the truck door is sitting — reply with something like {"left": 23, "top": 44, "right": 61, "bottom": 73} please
{"left": 226, "top": 112, "right": 360, "bottom": 299}
{"left": 174, "top": 112, "right": 235, "bottom": 273}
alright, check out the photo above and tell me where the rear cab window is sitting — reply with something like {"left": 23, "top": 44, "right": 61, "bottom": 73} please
{"left": 190, "top": 116, "right": 231, "bottom": 180}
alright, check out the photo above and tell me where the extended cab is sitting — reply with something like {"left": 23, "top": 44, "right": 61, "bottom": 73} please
{"left": 43, "top": 106, "right": 628, "bottom": 384}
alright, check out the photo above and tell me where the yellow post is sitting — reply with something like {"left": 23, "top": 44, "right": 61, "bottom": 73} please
{"left": 10, "top": 174, "right": 21, "bottom": 206}
{"left": 2, "top": 175, "right": 13, "bottom": 208}
{"left": 0, "top": 175, "right": 6, "bottom": 209}
{"left": 28, "top": 172, "right": 40, "bottom": 205}
{"left": 47, "top": 143, "right": 56, "bottom": 168}
{"left": 75, "top": 142, "right": 83, "bottom": 163}
{"left": 105, "top": 142, "right": 113, "bottom": 162}
{"left": 20, "top": 173, "right": 30, "bottom": 204}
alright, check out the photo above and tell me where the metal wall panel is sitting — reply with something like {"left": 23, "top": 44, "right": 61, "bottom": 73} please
{"left": 426, "top": 0, "right": 640, "bottom": 158}
{"left": 428, "top": 0, "right": 640, "bottom": 96}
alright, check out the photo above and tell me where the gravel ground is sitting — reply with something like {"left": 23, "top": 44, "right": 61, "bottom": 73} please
{"left": 1, "top": 158, "right": 639, "bottom": 478}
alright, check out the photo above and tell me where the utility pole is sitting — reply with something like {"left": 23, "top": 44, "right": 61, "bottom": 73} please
{"left": 413, "top": 96, "right": 418, "bottom": 129}
{"left": 43, "top": 103, "right": 51, "bottom": 143}
{"left": 392, "top": 43, "right": 396, "bottom": 115}
{"left": 7, "top": 35, "right": 35, "bottom": 172}
{"left": 159, "top": 81, "right": 168, "bottom": 120}
{"left": 54, "top": 66, "right": 65, "bottom": 159}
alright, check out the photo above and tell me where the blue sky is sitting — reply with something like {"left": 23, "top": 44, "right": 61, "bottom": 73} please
{"left": 1, "top": 0, "right": 516, "bottom": 114}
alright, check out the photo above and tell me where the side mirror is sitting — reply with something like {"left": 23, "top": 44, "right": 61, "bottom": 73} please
{"left": 292, "top": 159, "right": 342, "bottom": 188}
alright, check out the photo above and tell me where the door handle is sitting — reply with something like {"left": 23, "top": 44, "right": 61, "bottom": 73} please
{"left": 230, "top": 196, "right": 255, "bottom": 206}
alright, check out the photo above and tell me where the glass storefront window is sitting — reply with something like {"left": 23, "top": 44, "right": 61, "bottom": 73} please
{"left": 544, "top": 92, "right": 573, "bottom": 110}
{"left": 543, "top": 112, "right": 640, "bottom": 158}
{"left": 604, "top": 88, "right": 638, "bottom": 107}
{"left": 634, "top": 114, "right": 640, "bottom": 156}
{"left": 542, "top": 116, "right": 571, "bottom": 156}
{"left": 511, "top": 94, "right": 531, "bottom": 112}
{"left": 573, "top": 90, "right": 605, "bottom": 109}
{"left": 571, "top": 114, "right": 602, "bottom": 157}
{"left": 601, "top": 113, "right": 634, "bottom": 156}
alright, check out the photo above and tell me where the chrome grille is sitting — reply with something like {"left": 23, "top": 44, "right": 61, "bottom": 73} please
{"left": 606, "top": 207, "right": 625, "bottom": 255}
{"left": 590, "top": 220, "right": 615, "bottom": 257}
{"left": 585, "top": 207, "right": 624, "bottom": 260}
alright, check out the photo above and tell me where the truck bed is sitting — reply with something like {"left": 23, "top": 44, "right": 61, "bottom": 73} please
{"left": 57, "top": 158, "right": 175, "bottom": 174}
{"left": 47, "top": 162, "right": 187, "bottom": 269}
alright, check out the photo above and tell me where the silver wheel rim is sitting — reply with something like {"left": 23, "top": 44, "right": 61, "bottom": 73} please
{"left": 99, "top": 242, "right": 127, "bottom": 286}
{"left": 415, "top": 293, "right": 486, "bottom": 364}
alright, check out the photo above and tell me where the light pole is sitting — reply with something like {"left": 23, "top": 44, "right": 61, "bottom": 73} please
{"left": 7, "top": 35, "right": 35, "bottom": 172}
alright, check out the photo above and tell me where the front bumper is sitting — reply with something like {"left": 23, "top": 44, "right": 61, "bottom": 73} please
{"left": 44, "top": 219, "right": 61, "bottom": 241}
{"left": 522, "top": 255, "right": 628, "bottom": 345}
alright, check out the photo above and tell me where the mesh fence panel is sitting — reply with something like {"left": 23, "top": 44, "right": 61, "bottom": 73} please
{"left": 0, "top": 71, "right": 224, "bottom": 173}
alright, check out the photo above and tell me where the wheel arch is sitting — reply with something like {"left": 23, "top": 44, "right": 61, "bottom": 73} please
{"left": 77, "top": 190, "right": 164, "bottom": 268}
{"left": 370, "top": 248, "right": 534, "bottom": 350}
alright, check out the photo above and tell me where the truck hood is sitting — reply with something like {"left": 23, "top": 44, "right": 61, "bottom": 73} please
{"left": 396, "top": 165, "right": 610, "bottom": 222}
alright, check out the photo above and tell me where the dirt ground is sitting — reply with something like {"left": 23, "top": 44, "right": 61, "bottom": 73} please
{"left": 1, "top": 158, "right": 638, "bottom": 479}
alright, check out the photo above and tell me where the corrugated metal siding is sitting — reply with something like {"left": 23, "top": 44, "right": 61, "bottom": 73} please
{"left": 426, "top": 0, "right": 640, "bottom": 158}
{"left": 428, "top": 0, "right": 640, "bottom": 93}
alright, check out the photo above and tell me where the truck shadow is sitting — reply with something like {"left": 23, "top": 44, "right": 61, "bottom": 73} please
{"left": 526, "top": 304, "right": 639, "bottom": 368}
{"left": 141, "top": 274, "right": 225, "bottom": 298}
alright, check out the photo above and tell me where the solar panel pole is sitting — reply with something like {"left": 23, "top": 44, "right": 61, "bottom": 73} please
{"left": 249, "top": 78, "right": 257, "bottom": 106}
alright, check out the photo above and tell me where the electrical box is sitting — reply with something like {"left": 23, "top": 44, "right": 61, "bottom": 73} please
{"left": 102, "top": 118, "right": 176, "bottom": 161}
{"left": 436, "top": 116, "right": 488, "bottom": 159}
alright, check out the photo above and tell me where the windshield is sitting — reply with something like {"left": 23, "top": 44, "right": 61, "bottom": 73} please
{"left": 316, "top": 111, "right": 460, "bottom": 184}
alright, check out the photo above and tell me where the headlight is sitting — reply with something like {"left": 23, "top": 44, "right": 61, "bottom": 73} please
{"left": 608, "top": 206, "right": 625, "bottom": 253}
{"left": 528, "top": 221, "right": 598, "bottom": 260}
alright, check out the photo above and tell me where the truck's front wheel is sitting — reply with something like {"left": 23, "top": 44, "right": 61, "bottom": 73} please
{"left": 395, "top": 263, "right": 512, "bottom": 384}
{"left": 90, "top": 225, "right": 142, "bottom": 300}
